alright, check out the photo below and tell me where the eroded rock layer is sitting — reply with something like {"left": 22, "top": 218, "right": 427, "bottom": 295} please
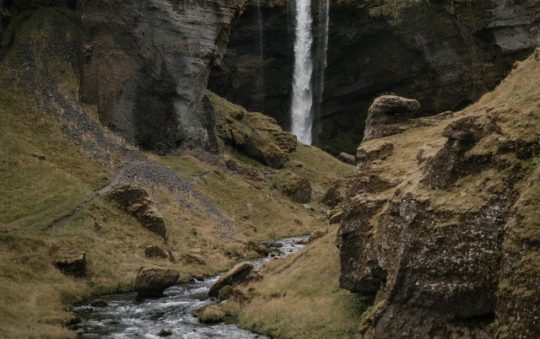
{"left": 338, "top": 49, "right": 540, "bottom": 338}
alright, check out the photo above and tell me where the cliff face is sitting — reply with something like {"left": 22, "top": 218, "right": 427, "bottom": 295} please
{"left": 1, "top": 0, "right": 245, "bottom": 153}
{"left": 210, "top": 0, "right": 539, "bottom": 153}
{"left": 337, "top": 49, "right": 540, "bottom": 338}
{"left": 80, "top": 0, "right": 245, "bottom": 152}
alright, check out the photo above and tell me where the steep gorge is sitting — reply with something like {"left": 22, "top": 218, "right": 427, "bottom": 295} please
{"left": 210, "top": 0, "right": 540, "bottom": 153}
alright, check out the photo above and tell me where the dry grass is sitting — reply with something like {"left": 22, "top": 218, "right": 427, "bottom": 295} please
{"left": 224, "top": 229, "right": 366, "bottom": 339}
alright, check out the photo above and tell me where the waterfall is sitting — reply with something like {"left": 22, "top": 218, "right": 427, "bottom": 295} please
{"left": 312, "top": 0, "right": 330, "bottom": 143}
{"left": 255, "top": 0, "right": 265, "bottom": 110}
{"left": 290, "top": 0, "right": 314, "bottom": 145}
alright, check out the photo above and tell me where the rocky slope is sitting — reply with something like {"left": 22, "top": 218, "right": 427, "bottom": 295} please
{"left": 338, "top": 49, "right": 540, "bottom": 338}
{"left": 210, "top": 0, "right": 539, "bottom": 153}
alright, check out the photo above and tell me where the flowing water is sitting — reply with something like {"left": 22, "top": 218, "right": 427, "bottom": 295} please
{"left": 312, "top": 0, "right": 330, "bottom": 142}
{"left": 290, "top": 0, "right": 314, "bottom": 145}
{"left": 255, "top": 0, "right": 265, "bottom": 111}
{"left": 73, "top": 237, "right": 308, "bottom": 338}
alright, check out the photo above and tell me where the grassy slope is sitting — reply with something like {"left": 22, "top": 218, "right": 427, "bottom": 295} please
{"left": 231, "top": 230, "right": 366, "bottom": 339}
{"left": 0, "top": 8, "right": 355, "bottom": 338}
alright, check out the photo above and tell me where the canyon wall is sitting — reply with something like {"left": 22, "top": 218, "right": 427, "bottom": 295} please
{"left": 1, "top": 0, "right": 246, "bottom": 153}
{"left": 210, "top": 0, "right": 540, "bottom": 153}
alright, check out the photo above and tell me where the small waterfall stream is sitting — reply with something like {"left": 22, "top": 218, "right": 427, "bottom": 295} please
{"left": 313, "top": 0, "right": 330, "bottom": 143}
{"left": 255, "top": 0, "right": 265, "bottom": 110}
{"left": 290, "top": 0, "right": 314, "bottom": 145}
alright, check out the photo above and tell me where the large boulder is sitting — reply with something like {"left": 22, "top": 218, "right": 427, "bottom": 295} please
{"left": 134, "top": 268, "right": 179, "bottom": 299}
{"left": 108, "top": 185, "right": 167, "bottom": 239}
{"left": 363, "top": 95, "right": 420, "bottom": 141}
{"left": 208, "top": 262, "right": 254, "bottom": 297}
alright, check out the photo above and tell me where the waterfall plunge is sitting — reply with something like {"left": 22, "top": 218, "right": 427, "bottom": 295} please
{"left": 255, "top": 0, "right": 265, "bottom": 110}
{"left": 290, "top": 0, "right": 314, "bottom": 145}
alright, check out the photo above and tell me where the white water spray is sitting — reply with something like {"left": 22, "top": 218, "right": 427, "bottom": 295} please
{"left": 290, "top": 0, "right": 314, "bottom": 145}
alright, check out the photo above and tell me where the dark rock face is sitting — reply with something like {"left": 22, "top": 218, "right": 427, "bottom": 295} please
{"left": 134, "top": 267, "right": 179, "bottom": 299}
{"left": 79, "top": 0, "right": 244, "bottom": 152}
{"left": 210, "top": 0, "right": 539, "bottom": 154}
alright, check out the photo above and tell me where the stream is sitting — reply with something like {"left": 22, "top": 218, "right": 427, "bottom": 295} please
{"left": 73, "top": 236, "right": 309, "bottom": 338}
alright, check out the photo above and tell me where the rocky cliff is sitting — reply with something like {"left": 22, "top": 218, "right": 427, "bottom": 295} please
{"left": 338, "top": 49, "right": 540, "bottom": 338}
{"left": 1, "top": 0, "right": 246, "bottom": 153}
{"left": 210, "top": 0, "right": 539, "bottom": 153}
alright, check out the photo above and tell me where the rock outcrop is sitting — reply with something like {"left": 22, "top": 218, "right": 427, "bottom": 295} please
{"left": 79, "top": 0, "right": 245, "bottom": 152}
{"left": 108, "top": 185, "right": 167, "bottom": 239}
{"left": 208, "top": 262, "right": 254, "bottom": 297}
{"left": 363, "top": 95, "right": 420, "bottom": 141}
{"left": 210, "top": 0, "right": 540, "bottom": 153}
{"left": 337, "top": 49, "right": 540, "bottom": 338}
{"left": 134, "top": 267, "right": 180, "bottom": 299}
{"left": 53, "top": 253, "right": 86, "bottom": 277}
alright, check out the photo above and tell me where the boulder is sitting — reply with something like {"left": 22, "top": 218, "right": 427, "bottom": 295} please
{"left": 134, "top": 268, "right": 179, "bottom": 298}
{"left": 182, "top": 253, "right": 206, "bottom": 266}
{"left": 108, "top": 185, "right": 167, "bottom": 239}
{"left": 274, "top": 172, "right": 312, "bottom": 204}
{"left": 145, "top": 246, "right": 168, "bottom": 259}
{"left": 321, "top": 183, "right": 342, "bottom": 208}
{"left": 196, "top": 305, "right": 225, "bottom": 324}
{"left": 208, "top": 262, "right": 254, "bottom": 297}
{"left": 364, "top": 95, "right": 420, "bottom": 140}
{"left": 337, "top": 152, "right": 356, "bottom": 165}
{"left": 243, "top": 130, "right": 289, "bottom": 169}
{"left": 53, "top": 253, "right": 86, "bottom": 277}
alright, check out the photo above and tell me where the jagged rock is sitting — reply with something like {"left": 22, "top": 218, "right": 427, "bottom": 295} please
{"left": 274, "top": 172, "right": 312, "bottom": 203}
{"left": 357, "top": 143, "right": 394, "bottom": 169}
{"left": 145, "top": 246, "right": 168, "bottom": 260}
{"left": 329, "top": 210, "right": 344, "bottom": 225}
{"left": 321, "top": 183, "right": 342, "bottom": 208}
{"left": 53, "top": 253, "right": 86, "bottom": 278}
{"left": 242, "top": 130, "right": 289, "bottom": 169}
{"left": 208, "top": 262, "right": 254, "bottom": 297}
{"left": 158, "top": 329, "right": 172, "bottom": 337}
{"left": 134, "top": 268, "right": 179, "bottom": 299}
{"left": 363, "top": 95, "right": 420, "bottom": 141}
{"left": 196, "top": 305, "right": 225, "bottom": 324}
{"left": 108, "top": 185, "right": 167, "bottom": 239}
{"left": 337, "top": 152, "right": 356, "bottom": 165}
{"left": 182, "top": 253, "right": 206, "bottom": 266}
{"left": 337, "top": 51, "right": 540, "bottom": 338}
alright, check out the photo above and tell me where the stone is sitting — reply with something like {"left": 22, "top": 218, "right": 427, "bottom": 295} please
{"left": 158, "top": 329, "right": 172, "bottom": 337}
{"left": 53, "top": 253, "right": 86, "bottom": 278}
{"left": 208, "top": 262, "right": 254, "bottom": 297}
{"left": 363, "top": 95, "right": 420, "bottom": 141}
{"left": 145, "top": 246, "right": 168, "bottom": 259}
{"left": 274, "top": 172, "right": 312, "bottom": 203}
{"left": 134, "top": 268, "right": 179, "bottom": 299}
{"left": 321, "top": 183, "right": 342, "bottom": 208}
{"left": 196, "top": 305, "right": 225, "bottom": 324}
{"left": 337, "top": 152, "right": 356, "bottom": 165}
{"left": 182, "top": 253, "right": 207, "bottom": 266}
{"left": 357, "top": 143, "right": 394, "bottom": 169}
{"left": 90, "top": 299, "right": 108, "bottom": 308}
{"left": 243, "top": 130, "right": 289, "bottom": 169}
{"left": 108, "top": 185, "right": 167, "bottom": 239}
